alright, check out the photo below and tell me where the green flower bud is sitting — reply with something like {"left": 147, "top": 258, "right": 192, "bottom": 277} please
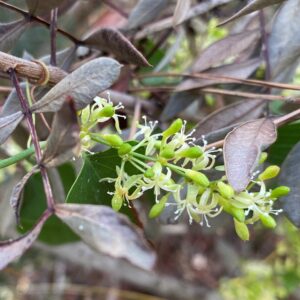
{"left": 118, "top": 143, "right": 132, "bottom": 156}
{"left": 162, "top": 118, "right": 183, "bottom": 139}
{"left": 259, "top": 214, "right": 276, "bottom": 229}
{"left": 185, "top": 170, "right": 210, "bottom": 187}
{"left": 271, "top": 186, "right": 290, "bottom": 198}
{"left": 154, "top": 141, "right": 162, "bottom": 150}
{"left": 259, "top": 165, "right": 280, "bottom": 181}
{"left": 234, "top": 219, "right": 250, "bottom": 241}
{"left": 102, "top": 134, "right": 123, "bottom": 148}
{"left": 97, "top": 105, "right": 115, "bottom": 118}
{"left": 217, "top": 181, "right": 234, "bottom": 199}
{"left": 149, "top": 195, "right": 168, "bottom": 218}
{"left": 160, "top": 147, "right": 175, "bottom": 159}
{"left": 216, "top": 194, "right": 245, "bottom": 222}
{"left": 112, "top": 194, "right": 123, "bottom": 211}
{"left": 178, "top": 146, "right": 203, "bottom": 159}
{"left": 144, "top": 168, "right": 155, "bottom": 179}
{"left": 259, "top": 152, "right": 268, "bottom": 164}
{"left": 80, "top": 107, "right": 90, "bottom": 124}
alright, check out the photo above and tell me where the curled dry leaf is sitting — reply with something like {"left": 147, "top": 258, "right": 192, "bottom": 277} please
{"left": 126, "top": 0, "right": 169, "bottom": 30}
{"left": 173, "top": 0, "right": 191, "bottom": 27}
{"left": 193, "top": 100, "right": 265, "bottom": 140}
{"left": 10, "top": 166, "right": 38, "bottom": 227}
{"left": 31, "top": 57, "right": 121, "bottom": 113}
{"left": 219, "top": 0, "right": 285, "bottom": 26}
{"left": 83, "top": 28, "right": 149, "bottom": 67}
{"left": 0, "top": 210, "right": 50, "bottom": 270}
{"left": 0, "top": 19, "right": 29, "bottom": 52}
{"left": 224, "top": 118, "right": 277, "bottom": 192}
{"left": 42, "top": 100, "right": 80, "bottom": 167}
{"left": 278, "top": 142, "right": 300, "bottom": 227}
{"left": 192, "top": 30, "right": 260, "bottom": 73}
{"left": 55, "top": 203, "right": 156, "bottom": 270}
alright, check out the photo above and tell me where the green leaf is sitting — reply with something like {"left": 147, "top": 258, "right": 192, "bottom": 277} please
{"left": 66, "top": 148, "right": 138, "bottom": 221}
{"left": 19, "top": 164, "right": 78, "bottom": 245}
{"left": 268, "top": 122, "right": 300, "bottom": 165}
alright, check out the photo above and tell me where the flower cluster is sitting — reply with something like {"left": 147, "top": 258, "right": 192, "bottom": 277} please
{"left": 79, "top": 98, "right": 289, "bottom": 240}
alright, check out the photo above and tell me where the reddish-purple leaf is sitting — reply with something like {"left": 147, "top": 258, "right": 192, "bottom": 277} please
{"left": 42, "top": 100, "right": 80, "bottom": 167}
{"left": 0, "top": 211, "right": 50, "bottom": 270}
{"left": 55, "top": 203, "right": 156, "bottom": 270}
{"left": 83, "top": 28, "right": 149, "bottom": 67}
{"left": 0, "top": 111, "right": 24, "bottom": 145}
{"left": 224, "top": 119, "right": 277, "bottom": 192}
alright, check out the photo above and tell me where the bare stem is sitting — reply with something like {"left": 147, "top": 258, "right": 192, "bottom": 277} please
{"left": 50, "top": 8, "right": 58, "bottom": 66}
{"left": 8, "top": 68, "right": 55, "bottom": 209}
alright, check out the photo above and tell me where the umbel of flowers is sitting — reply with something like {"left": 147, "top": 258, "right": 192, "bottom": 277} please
{"left": 79, "top": 95, "right": 290, "bottom": 241}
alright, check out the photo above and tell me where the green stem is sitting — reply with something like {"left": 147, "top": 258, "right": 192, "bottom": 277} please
{"left": 90, "top": 134, "right": 110, "bottom": 146}
{"left": 0, "top": 141, "right": 47, "bottom": 169}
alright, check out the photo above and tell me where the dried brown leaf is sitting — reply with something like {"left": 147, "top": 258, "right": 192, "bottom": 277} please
{"left": 55, "top": 203, "right": 156, "bottom": 270}
{"left": 26, "top": 0, "right": 68, "bottom": 15}
{"left": 84, "top": 28, "right": 149, "bottom": 67}
{"left": 0, "top": 112, "right": 24, "bottom": 145}
{"left": 224, "top": 119, "right": 277, "bottom": 192}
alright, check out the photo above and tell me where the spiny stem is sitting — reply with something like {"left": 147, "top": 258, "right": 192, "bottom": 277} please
{"left": 8, "top": 68, "right": 55, "bottom": 209}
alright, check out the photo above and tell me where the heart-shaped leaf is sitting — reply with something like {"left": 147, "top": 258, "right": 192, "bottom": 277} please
{"left": 55, "top": 203, "right": 156, "bottom": 270}
{"left": 31, "top": 57, "right": 121, "bottom": 113}
{"left": 83, "top": 28, "right": 149, "bottom": 67}
{"left": 224, "top": 118, "right": 277, "bottom": 192}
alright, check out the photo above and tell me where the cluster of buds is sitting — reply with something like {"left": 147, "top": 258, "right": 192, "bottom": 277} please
{"left": 79, "top": 97, "right": 289, "bottom": 240}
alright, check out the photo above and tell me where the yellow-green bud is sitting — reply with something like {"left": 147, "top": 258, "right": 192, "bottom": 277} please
{"left": 217, "top": 182, "right": 234, "bottom": 199}
{"left": 234, "top": 219, "right": 250, "bottom": 241}
{"left": 162, "top": 118, "right": 183, "bottom": 139}
{"left": 259, "top": 214, "right": 276, "bottom": 229}
{"left": 259, "top": 152, "right": 268, "bottom": 164}
{"left": 160, "top": 147, "right": 175, "bottom": 159}
{"left": 259, "top": 165, "right": 280, "bottom": 181}
{"left": 148, "top": 195, "right": 168, "bottom": 218}
{"left": 271, "top": 186, "right": 290, "bottom": 198}
{"left": 216, "top": 194, "right": 245, "bottom": 222}
{"left": 154, "top": 141, "right": 162, "bottom": 150}
{"left": 178, "top": 146, "right": 203, "bottom": 159}
{"left": 112, "top": 194, "right": 123, "bottom": 211}
{"left": 102, "top": 134, "right": 123, "bottom": 148}
{"left": 97, "top": 106, "right": 115, "bottom": 118}
{"left": 118, "top": 143, "right": 132, "bottom": 156}
{"left": 144, "top": 168, "right": 155, "bottom": 179}
{"left": 185, "top": 170, "right": 210, "bottom": 187}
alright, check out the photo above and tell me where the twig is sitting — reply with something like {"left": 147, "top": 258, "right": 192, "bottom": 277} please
{"left": 0, "top": 51, "right": 67, "bottom": 84}
{"left": 0, "top": 0, "right": 81, "bottom": 44}
{"left": 129, "top": 101, "right": 142, "bottom": 139}
{"left": 137, "top": 71, "right": 300, "bottom": 91}
{"left": 102, "top": 0, "right": 128, "bottom": 18}
{"left": 206, "top": 108, "right": 300, "bottom": 149}
{"left": 50, "top": 8, "right": 58, "bottom": 66}
{"left": 8, "top": 68, "right": 55, "bottom": 209}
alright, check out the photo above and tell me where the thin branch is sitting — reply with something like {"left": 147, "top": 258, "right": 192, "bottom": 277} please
{"left": 8, "top": 68, "right": 55, "bottom": 209}
{"left": 137, "top": 72, "right": 300, "bottom": 91}
{"left": 50, "top": 8, "right": 58, "bottom": 66}
{"left": 0, "top": 0, "right": 81, "bottom": 44}
{"left": 206, "top": 108, "right": 300, "bottom": 149}
{"left": 0, "top": 51, "right": 67, "bottom": 84}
